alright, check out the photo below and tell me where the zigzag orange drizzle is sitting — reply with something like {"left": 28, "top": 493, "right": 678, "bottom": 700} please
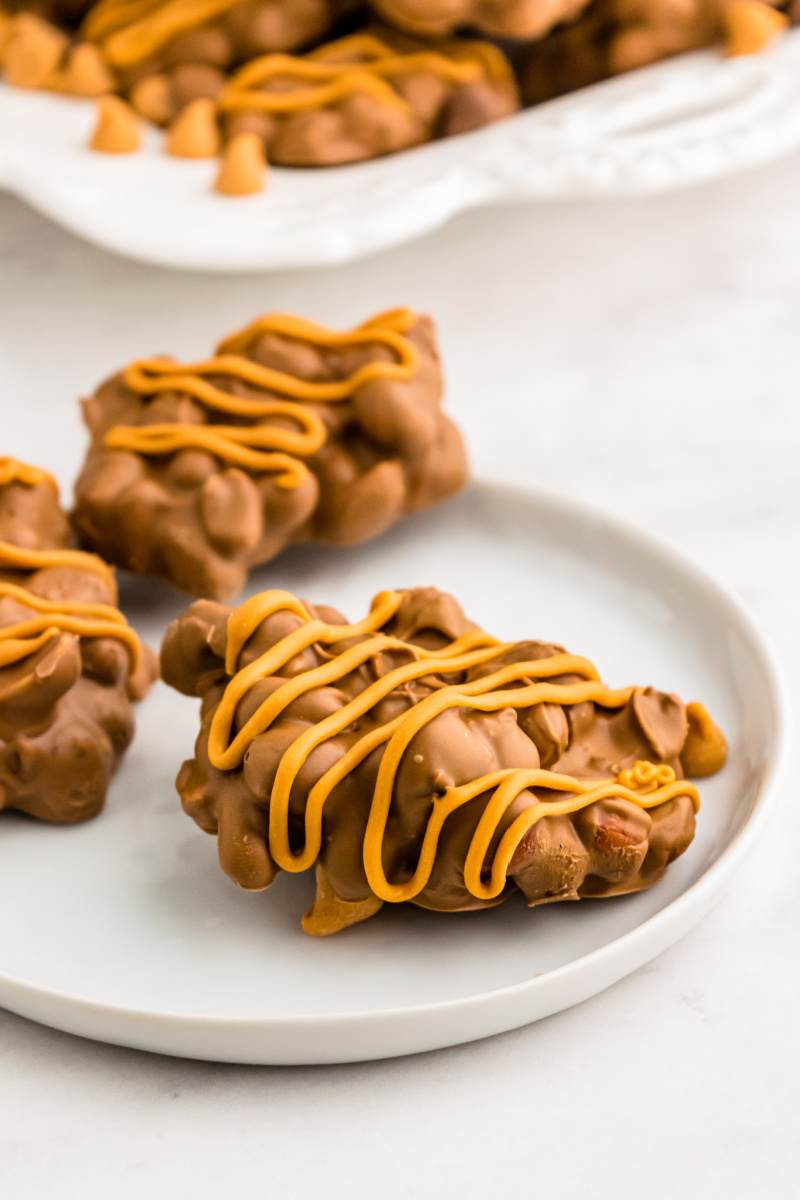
{"left": 0, "top": 579, "right": 141, "bottom": 673}
{"left": 217, "top": 35, "right": 497, "bottom": 118}
{"left": 0, "top": 466, "right": 139, "bottom": 673}
{"left": 208, "top": 589, "right": 700, "bottom": 904}
{"left": 83, "top": 0, "right": 246, "bottom": 67}
{"left": 0, "top": 458, "right": 58, "bottom": 491}
{"left": 0, "top": 539, "right": 117, "bottom": 592}
{"left": 104, "top": 308, "right": 420, "bottom": 488}
{"left": 0, "top": 458, "right": 118, "bottom": 592}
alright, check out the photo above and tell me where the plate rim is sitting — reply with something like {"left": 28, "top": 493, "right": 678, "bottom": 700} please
{"left": 0, "top": 478, "right": 789, "bottom": 1061}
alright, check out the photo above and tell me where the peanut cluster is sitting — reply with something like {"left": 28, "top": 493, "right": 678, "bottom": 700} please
{"left": 0, "top": 472, "right": 155, "bottom": 824}
{"left": 90, "top": 0, "right": 354, "bottom": 105}
{"left": 161, "top": 587, "right": 725, "bottom": 935}
{"left": 218, "top": 35, "right": 520, "bottom": 167}
{"left": 72, "top": 314, "right": 469, "bottom": 600}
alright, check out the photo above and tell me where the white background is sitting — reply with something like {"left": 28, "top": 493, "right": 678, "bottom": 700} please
{"left": 1, "top": 154, "right": 800, "bottom": 1196}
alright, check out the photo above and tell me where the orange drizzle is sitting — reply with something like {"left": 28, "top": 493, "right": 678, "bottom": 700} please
{"left": 0, "top": 458, "right": 57, "bottom": 490}
{"left": 0, "top": 540, "right": 117, "bottom": 597}
{"left": 82, "top": 0, "right": 166, "bottom": 41}
{"left": 0, "top": 579, "right": 140, "bottom": 672}
{"left": 218, "top": 35, "right": 486, "bottom": 117}
{"left": 83, "top": 0, "right": 244, "bottom": 67}
{"left": 105, "top": 420, "right": 322, "bottom": 488}
{"left": 104, "top": 308, "right": 419, "bottom": 489}
{"left": 207, "top": 589, "right": 700, "bottom": 903}
{"left": 215, "top": 307, "right": 418, "bottom": 383}
{"left": 0, "top": 467, "right": 134, "bottom": 670}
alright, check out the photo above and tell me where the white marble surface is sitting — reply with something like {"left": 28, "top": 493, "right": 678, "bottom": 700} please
{"left": 1, "top": 155, "right": 799, "bottom": 1195}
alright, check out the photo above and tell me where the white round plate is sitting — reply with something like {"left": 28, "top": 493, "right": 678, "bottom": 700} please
{"left": 0, "top": 481, "right": 787, "bottom": 1063}
{"left": 2, "top": 33, "right": 800, "bottom": 271}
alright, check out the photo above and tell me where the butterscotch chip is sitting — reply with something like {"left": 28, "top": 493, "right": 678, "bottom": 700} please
{"left": 680, "top": 702, "right": 728, "bottom": 777}
{"left": 62, "top": 42, "right": 115, "bottom": 97}
{"left": 90, "top": 94, "right": 141, "bottom": 154}
{"left": 214, "top": 131, "right": 267, "bottom": 196}
{"left": 130, "top": 73, "right": 174, "bottom": 125}
{"left": 724, "top": 0, "right": 788, "bottom": 55}
{"left": 167, "top": 97, "right": 220, "bottom": 158}
{"left": 3, "top": 13, "right": 67, "bottom": 89}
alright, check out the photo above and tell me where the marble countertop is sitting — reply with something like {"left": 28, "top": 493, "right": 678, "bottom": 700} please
{"left": 2, "top": 153, "right": 799, "bottom": 1198}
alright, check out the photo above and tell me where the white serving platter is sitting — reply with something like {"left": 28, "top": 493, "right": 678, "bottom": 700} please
{"left": 2, "top": 32, "right": 800, "bottom": 271}
{"left": 0, "top": 480, "right": 787, "bottom": 1064}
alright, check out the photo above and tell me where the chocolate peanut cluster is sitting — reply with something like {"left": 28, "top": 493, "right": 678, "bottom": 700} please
{"left": 72, "top": 309, "right": 469, "bottom": 600}
{"left": 218, "top": 32, "right": 519, "bottom": 167}
{"left": 0, "top": 461, "right": 156, "bottom": 824}
{"left": 83, "top": 0, "right": 357, "bottom": 111}
{"left": 161, "top": 586, "right": 727, "bottom": 936}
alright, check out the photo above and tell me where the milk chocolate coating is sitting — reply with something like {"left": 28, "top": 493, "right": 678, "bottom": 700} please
{"left": 72, "top": 314, "right": 469, "bottom": 600}
{"left": 162, "top": 587, "right": 712, "bottom": 931}
{"left": 369, "top": 0, "right": 592, "bottom": 41}
{"left": 0, "top": 473, "right": 156, "bottom": 824}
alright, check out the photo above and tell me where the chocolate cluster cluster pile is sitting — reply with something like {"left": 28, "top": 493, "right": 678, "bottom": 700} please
{"left": 0, "top": 461, "right": 155, "bottom": 823}
{"left": 161, "top": 585, "right": 727, "bottom": 935}
{"left": 72, "top": 307, "right": 468, "bottom": 599}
